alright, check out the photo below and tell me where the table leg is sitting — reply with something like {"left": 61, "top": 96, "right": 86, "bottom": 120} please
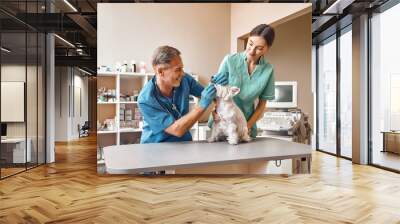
{"left": 382, "top": 132, "right": 386, "bottom": 152}
{"left": 307, "top": 155, "right": 312, "bottom": 174}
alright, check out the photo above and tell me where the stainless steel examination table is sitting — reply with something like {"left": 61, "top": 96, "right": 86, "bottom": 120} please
{"left": 103, "top": 137, "right": 312, "bottom": 175}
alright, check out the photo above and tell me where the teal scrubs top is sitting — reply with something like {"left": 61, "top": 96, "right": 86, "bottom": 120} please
{"left": 138, "top": 73, "right": 203, "bottom": 143}
{"left": 210, "top": 52, "right": 275, "bottom": 138}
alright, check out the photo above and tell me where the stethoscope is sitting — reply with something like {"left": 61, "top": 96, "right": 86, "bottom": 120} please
{"left": 152, "top": 76, "right": 182, "bottom": 120}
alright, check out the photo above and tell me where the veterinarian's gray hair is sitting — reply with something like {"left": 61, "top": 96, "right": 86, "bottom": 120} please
{"left": 151, "top": 46, "right": 181, "bottom": 68}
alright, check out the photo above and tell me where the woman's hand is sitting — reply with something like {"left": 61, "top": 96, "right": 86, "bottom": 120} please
{"left": 246, "top": 99, "right": 267, "bottom": 133}
{"left": 247, "top": 123, "right": 253, "bottom": 136}
{"left": 211, "top": 72, "right": 229, "bottom": 86}
{"left": 247, "top": 122, "right": 252, "bottom": 131}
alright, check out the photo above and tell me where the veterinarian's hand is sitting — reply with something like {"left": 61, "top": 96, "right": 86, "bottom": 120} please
{"left": 199, "top": 84, "right": 216, "bottom": 109}
{"left": 211, "top": 72, "right": 228, "bottom": 86}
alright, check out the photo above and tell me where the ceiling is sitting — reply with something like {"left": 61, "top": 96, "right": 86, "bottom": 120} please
{"left": 0, "top": 0, "right": 391, "bottom": 74}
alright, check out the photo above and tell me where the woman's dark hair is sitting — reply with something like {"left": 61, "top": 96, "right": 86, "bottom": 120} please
{"left": 250, "top": 24, "right": 275, "bottom": 47}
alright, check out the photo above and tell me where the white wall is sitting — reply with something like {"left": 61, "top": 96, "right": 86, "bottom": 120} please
{"left": 71, "top": 74, "right": 89, "bottom": 138}
{"left": 312, "top": 45, "right": 317, "bottom": 150}
{"left": 1, "top": 65, "right": 26, "bottom": 139}
{"left": 55, "top": 67, "right": 89, "bottom": 141}
{"left": 46, "top": 33, "right": 56, "bottom": 163}
{"left": 265, "top": 14, "right": 313, "bottom": 125}
{"left": 55, "top": 67, "right": 69, "bottom": 141}
{"left": 98, "top": 3, "right": 311, "bottom": 83}
{"left": 98, "top": 3, "right": 231, "bottom": 84}
{"left": 1, "top": 63, "right": 46, "bottom": 163}
{"left": 229, "top": 5, "right": 312, "bottom": 126}
{"left": 230, "top": 3, "right": 311, "bottom": 52}
{"left": 1, "top": 65, "right": 37, "bottom": 138}
{"left": 352, "top": 14, "right": 369, "bottom": 164}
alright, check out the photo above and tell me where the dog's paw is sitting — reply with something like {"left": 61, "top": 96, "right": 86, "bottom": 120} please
{"left": 242, "top": 134, "right": 252, "bottom": 142}
{"left": 228, "top": 140, "right": 239, "bottom": 145}
{"left": 227, "top": 137, "right": 239, "bottom": 145}
{"left": 207, "top": 137, "right": 216, "bottom": 143}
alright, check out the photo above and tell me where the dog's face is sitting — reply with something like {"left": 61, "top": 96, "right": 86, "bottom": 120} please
{"left": 214, "top": 85, "right": 240, "bottom": 101}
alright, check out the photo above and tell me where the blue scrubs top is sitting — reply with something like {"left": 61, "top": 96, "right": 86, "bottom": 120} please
{"left": 138, "top": 73, "right": 204, "bottom": 143}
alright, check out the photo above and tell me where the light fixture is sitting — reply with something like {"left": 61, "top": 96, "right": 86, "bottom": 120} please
{"left": 76, "top": 48, "right": 84, "bottom": 55}
{"left": 78, "top": 67, "right": 92, "bottom": 76}
{"left": 63, "top": 0, "right": 78, "bottom": 12}
{"left": 323, "top": 0, "right": 355, "bottom": 15}
{"left": 54, "top": 34, "right": 75, "bottom": 48}
{"left": 1, "top": 47, "right": 11, "bottom": 53}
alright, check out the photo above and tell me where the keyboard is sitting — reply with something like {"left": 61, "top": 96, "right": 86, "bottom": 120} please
{"left": 257, "top": 111, "right": 300, "bottom": 131}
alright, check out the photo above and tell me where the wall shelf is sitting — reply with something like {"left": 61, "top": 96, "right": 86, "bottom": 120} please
{"left": 97, "top": 102, "right": 117, "bottom": 104}
{"left": 98, "top": 130, "right": 118, "bottom": 134}
{"left": 119, "top": 128, "right": 142, "bottom": 133}
{"left": 120, "top": 101, "right": 138, "bottom": 104}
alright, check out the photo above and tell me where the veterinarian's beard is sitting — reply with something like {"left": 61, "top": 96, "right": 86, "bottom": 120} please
{"left": 172, "top": 79, "right": 181, "bottom": 87}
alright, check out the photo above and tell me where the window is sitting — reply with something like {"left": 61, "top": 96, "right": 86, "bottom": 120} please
{"left": 0, "top": 2, "right": 46, "bottom": 179}
{"left": 340, "top": 27, "right": 352, "bottom": 158}
{"left": 317, "top": 35, "right": 337, "bottom": 155}
{"left": 370, "top": 3, "right": 400, "bottom": 171}
{"left": 316, "top": 25, "right": 353, "bottom": 159}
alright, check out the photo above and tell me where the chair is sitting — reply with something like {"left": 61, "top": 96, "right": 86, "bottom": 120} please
{"left": 78, "top": 121, "right": 90, "bottom": 138}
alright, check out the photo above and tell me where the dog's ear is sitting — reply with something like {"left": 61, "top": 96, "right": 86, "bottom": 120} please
{"left": 224, "top": 86, "right": 240, "bottom": 100}
{"left": 230, "top": 86, "right": 240, "bottom": 96}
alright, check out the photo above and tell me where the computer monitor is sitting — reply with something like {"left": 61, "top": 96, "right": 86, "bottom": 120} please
{"left": 268, "top": 81, "right": 297, "bottom": 108}
{"left": 1, "top": 123, "right": 7, "bottom": 138}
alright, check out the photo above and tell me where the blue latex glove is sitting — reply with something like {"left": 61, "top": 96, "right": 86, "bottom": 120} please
{"left": 199, "top": 84, "right": 216, "bottom": 109}
{"left": 211, "top": 72, "right": 229, "bottom": 86}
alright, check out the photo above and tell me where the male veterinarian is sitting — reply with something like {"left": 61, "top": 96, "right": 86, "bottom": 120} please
{"left": 137, "top": 45, "right": 228, "bottom": 143}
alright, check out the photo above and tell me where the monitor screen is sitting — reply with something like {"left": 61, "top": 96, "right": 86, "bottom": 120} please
{"left": 271, "top": 85, "right": 293, "bottom": 103}
{"left": 267, "top": 81, "right": 297, "bottom": 108}
{"left": 1, "top": 123, "right": 7, "bottom": 137}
